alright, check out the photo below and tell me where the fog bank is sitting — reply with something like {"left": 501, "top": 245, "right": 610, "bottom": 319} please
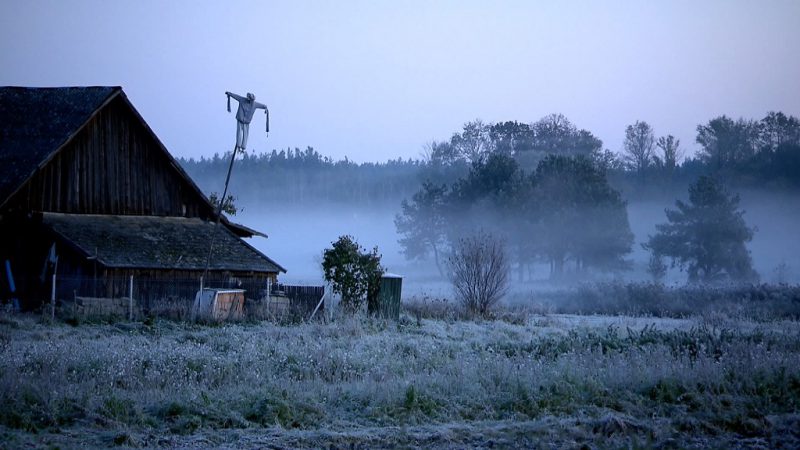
{"left": 239, "top": 189, "right": 800, "bottom": 297}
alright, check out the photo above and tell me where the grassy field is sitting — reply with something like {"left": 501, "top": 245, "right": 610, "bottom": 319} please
{"left": 1, "top": 288, "right": 800, "bottom": 448}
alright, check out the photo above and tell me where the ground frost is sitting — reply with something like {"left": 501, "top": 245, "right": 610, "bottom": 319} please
{"left": 0, "top": 313, "right": 798, "bottom": 448}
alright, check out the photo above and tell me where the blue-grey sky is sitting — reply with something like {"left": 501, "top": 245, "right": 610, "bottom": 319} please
{"left": 2, "top": 1, "right": 799, "bottom": 163}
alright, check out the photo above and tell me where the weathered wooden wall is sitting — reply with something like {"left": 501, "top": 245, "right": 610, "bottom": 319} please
{"left": 77, "top": 268, "right": 276, "bottom": 309}
{"left": 0, "top": 214, "right": 278, "bottom": 311}
{"left": 270, "top": 283, "right": 325, "bottom": 314}
{"left": 51, "top": 265, "right": 275, "bottom": 310}
{"left": 4, "top": 96, "right": 214, "bottom": 218}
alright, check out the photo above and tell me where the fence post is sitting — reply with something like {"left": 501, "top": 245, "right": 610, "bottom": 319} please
{"left": 128, "top": 275, "right": 134, "bottom": 320}
{"left": 51, "top": 273, "right": 56, "bottom": 321}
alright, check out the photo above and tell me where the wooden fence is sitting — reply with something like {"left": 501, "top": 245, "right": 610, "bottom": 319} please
{"left": 269, "top": 283, "right": 325, "bottom": 314}
{"left": 38, "top": 275, "right": 324, "bottom": 321}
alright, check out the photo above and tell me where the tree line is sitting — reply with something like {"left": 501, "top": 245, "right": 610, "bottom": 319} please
{"left": 395, "top": 111, "right": 791, "bottom": 283}
{"left": 615, "top": 112, "right": 800, "bottom": 194}
{"left": 422, "top": 111, "right": 800, "bottom": 197}
{"left": 179, "top": 111, "right": 800, "bottom": 209}
{"left": 179, "top": 147, "right": 424, "bottom": 208}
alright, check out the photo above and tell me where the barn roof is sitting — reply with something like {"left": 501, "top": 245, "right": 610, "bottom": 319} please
{"left": 42, "top": 212, "right": 286, "bottom": 273}
{"left": 0, "top": 86, "right": 120, "bottom": 204}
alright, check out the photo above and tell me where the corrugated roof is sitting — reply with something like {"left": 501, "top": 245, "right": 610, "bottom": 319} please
{"left": 43, "top": 212, "right": 286, "bottom": 273}
{"left": 0, "top": 86, "right": 120, "bottom": 204}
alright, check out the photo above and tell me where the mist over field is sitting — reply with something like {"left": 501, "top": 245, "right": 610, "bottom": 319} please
{"left": 238, "top": 190, "right": 800, "bottom": 295}
{"left": 627, "top": 191, "right": 800, "bottom": 284}
{"left": 240, "top": 206, "right": 404, "bottom": 285}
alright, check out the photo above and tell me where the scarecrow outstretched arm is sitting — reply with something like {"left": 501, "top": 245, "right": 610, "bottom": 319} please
{"left": 226, "top": 92, "right": 246, "bottom": 102}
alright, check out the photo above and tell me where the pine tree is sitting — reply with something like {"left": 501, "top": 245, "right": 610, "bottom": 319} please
{"left": 645, "top": 176, "right": 757, "bottom": 283}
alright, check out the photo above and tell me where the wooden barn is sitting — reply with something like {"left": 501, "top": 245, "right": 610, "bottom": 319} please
{"left": 0, "top": 86, "right": 285, "bottom": 311}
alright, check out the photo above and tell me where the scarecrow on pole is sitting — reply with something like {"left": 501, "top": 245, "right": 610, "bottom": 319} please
{"left": 225, "top": 91, "right": 269, "bottom": 151}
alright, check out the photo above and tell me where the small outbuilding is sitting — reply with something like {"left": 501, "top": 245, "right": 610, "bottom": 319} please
{"left": 369, "top": 273, "right": 403, "bottom": 320}
{"left": 192, "top": 288, "right": 246, "bottom": 322}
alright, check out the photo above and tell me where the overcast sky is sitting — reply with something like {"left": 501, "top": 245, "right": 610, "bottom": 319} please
{"left": 1, "top": 1, "right": 799, "bottom": 163}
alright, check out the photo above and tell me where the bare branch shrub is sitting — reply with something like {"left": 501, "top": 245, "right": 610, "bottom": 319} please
{"left": 447, "top": 232, "right": 510, "bottom": 317}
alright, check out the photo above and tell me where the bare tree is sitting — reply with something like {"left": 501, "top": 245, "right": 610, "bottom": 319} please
{"left": 623, "top": 121, "right": 655, "bottom": 174}
{"left": 654, "top": 135, "right": 683, "bottom": 173}
{"left": 450, "top": 119, "right": 493, "bottom": 163}
{"left": 422, "top": 139, "right": 461, "bottom": 166}
{"left": 447, "top": 232, "right": 510, "bottom": 317}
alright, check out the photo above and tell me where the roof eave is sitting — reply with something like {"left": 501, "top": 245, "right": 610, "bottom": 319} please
{"left": 222, "top": 218, "right": 268, "bottom": 238}
{"left": 220, "top": 224, "right": 287, "bottom": 273}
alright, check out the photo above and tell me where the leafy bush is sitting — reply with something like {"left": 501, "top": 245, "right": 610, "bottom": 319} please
{"left": 321, "top": 235, "right": 384, "bottom": 312}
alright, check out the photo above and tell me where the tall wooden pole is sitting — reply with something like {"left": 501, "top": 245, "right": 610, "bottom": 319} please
{"left": 128, "top": 275, "right": 134, "bottom": 320}
{"left": 50, "top": 274, "right": 56, "bottom": 321}
{"left": 202, "top": 146, "right": 238, "bottom": 282}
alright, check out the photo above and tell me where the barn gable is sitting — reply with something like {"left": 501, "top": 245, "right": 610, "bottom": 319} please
{"left": 0, "top": 86, "right": 218, "bottom": 218}
{"left": 0, "top": 87, "right": 119, "bottom": 205}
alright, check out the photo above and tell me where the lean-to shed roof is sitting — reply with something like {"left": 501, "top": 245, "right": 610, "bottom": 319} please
{"left": 43, "top": 212, "right": 285, "bottom": 273}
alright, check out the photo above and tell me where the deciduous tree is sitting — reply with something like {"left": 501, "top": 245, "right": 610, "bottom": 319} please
{"left": 654, "top": 135, "right": 683, "bottom": 173}
{"left": 532, "top": 155, "right": 633, "bottom": 277}
{"left": 530, "top": 113, "right": 602, "bottom": 158}
{"left": 759, "top": 111, "right": 800, "bottom": 151}
{"left": 394, "top": 182, "right": 449, "bottom": 276}
{"left": 622, "top": 120, "right": 655, "bottom": 174}
{"left": 450, "top": 120, "right": 493, "bottom": 163}
{"left": 696, "top": 116, "right": 760, "bottom": 169}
